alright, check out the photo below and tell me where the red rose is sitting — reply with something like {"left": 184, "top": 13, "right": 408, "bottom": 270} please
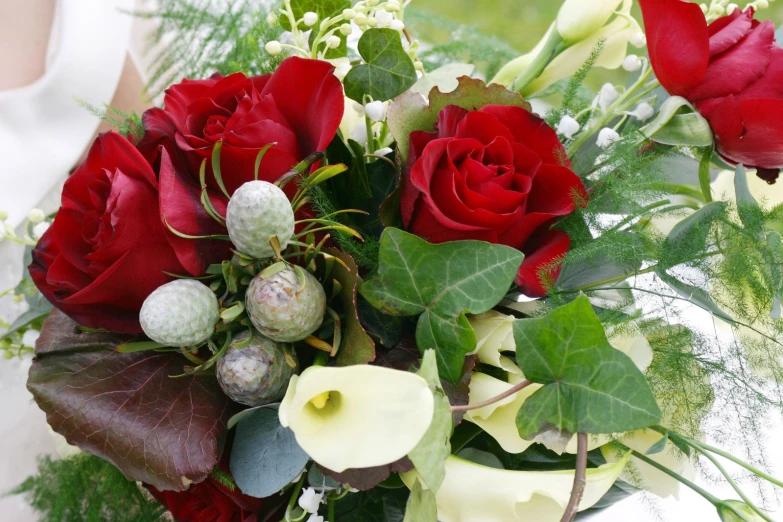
{"left": 29, "top": 133, "right": 188, "bottom": 333}
{"left": 148, "top": 476, "right": 269, "bottom": 522}
{"left": 400, "top": 104, "right": 586, "bottom": 297}
{"left": 137, "top": 57, "right": 344, "bottom": 271}
{"left": 639, "top": 0, "right": 783, "bottom": 184}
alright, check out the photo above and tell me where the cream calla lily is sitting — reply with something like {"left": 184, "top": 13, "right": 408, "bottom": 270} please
{"left": 600, "top": 429, "right": 695, "bottom": 499}
{"left": 278, "top": 365, "right": 434, "bottom": 472}
{"left": 401, "top": 453, "right": 631, "bottom": 522}
{"left": 556, "top": 0, "right": 625, "bottom": 44}
{"left": 491, "top": 0, "right": 640, "bottom": 95}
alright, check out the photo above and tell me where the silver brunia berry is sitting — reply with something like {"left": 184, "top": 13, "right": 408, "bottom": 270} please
{"left": 246, "top": 265, "right": 326, "bottom": 342}
{"left": 139, "top": 279, "right": 220, "bottom": 346}
{"left": 216, "top": 330, "right": 298, "bottom": 405}
{"left": 226, "top": 180, "right": 295, "bottom": 259}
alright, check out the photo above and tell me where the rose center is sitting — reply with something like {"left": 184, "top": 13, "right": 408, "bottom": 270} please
{"left": 203, "top": 115, "right": 229, "bottom": 141}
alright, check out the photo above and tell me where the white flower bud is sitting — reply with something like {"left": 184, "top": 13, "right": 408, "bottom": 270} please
{"left": 265, "top": 40, "right": 282, "bottom": 55}
{"left": 342, "top": 8, "right": 356, "bottom": 19}
{"left": 326, "top": 35, "right": 341, "bottom": 49}
{"left": 556, "top": 115, "right": 581, "bottom": 139}
{"left": 628, "top": 102, "right": 655, "bottom": 122}
{"left": 414, "top": 60, "right": 424, "bottom": 71}
{"left": 390, "top": 19, "right": 405, "bottom": 31}
{"left": 374, "top": 10, "right": 393, "bottom": 27}
{"left": 367, "top": 16, "right": 378, "bottom": 27}
{"left": 339, "top": 23, "right": 353, "bottom": 35}
{"left": 622, "top": 54, "right": 642, "bottom": 72}
{"left": 598, "top": 83, "right": 619, "bottom": 112}
{"left": 0, "top": 210, "right": 8, "bottom": 221}
{"left": 27, "top": 208, "right": 45, "bottom": 224}
{"left": 266, "top": 11, "right": 277, "bottom": 25}
{"left": 33, "top": 221, "right": 51, "bottom": 238}
{"left": 368, "top": 0, "right": 379, "bottom": 5}
{"left": 364, "top": 100, "right": 387, "bottom": 122}
{"left": 630, "top": 32, "right": 647, "bottom": 48}
{"left": 298, "top": 488, "right": 324, "bottom": 513}
{"left": 597, "top": 128, "right": 621, "bottom": 149}
{"left": 385, "top": 0, "right": 402, "bottom": 12}
{"left": 354, "top": 12, "right": 368, "bottom": 26}
{"left": 375, "top": 147, "right": 393, "bottom": 157}
{"left": 303, "top": 11, "right": 318, "bottom": 27}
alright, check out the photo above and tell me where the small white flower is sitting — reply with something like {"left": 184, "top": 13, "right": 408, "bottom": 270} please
{"left": 364, "top": 100, "right": 387, "bottom": 122}
{"left": 303, "top": 11, "right": 319, "bottom": 27}
{"left": 622, "top": 54, "right": 642, "bottom": 72}
{"left": 389, "top": 19, "right": 405, "bottom": 31}
{"left": 27, "top": 208, "right": 45, "bottom": 224}
{"left": 306, "top": 515, "right": 325, "bottom": 522}
{"left": 342, "top": 8, "right": 356, "bottom": 19}
{"left": 597, "top": 127, "right": 621, "bottom": 149}
{"left": 556, "top": 115, "right": 580, "bottom": 140}
{"left": 726, "top": 3, "right": 740, "bottom": 14}
{"left": 374, "top": 9, "right": 394, "bottom": 27}
{"left": 598, "top": 83, "right": 619, "bottom": 112}
{"left": 352, "top": 101, "right": 365, "bottom": 114}
{"left": 414, "top": 60, "right": 424, "bottom": 72}
{"left": 326, "top": 35, "right": 341, "bottom": 49}
{"left": 265, "top": 41, "right": 282, "bottom": 55}
{"left": 375, "top": 147, "right": 393, "bottom": 157}
{"left": 630, "top": 32, "right": 647, "bottom": 48}
{"left": 339, "top": 23, "right": 353, "bottom": 35}
{"left": 332, "top": 59, "right": 351, "bottom": 81}
{"left": 354, "top": 13, "right": 368, "bottom": 26}
{"left": 266, "top": 12, "right": 277, "bottom": 25}
{"left": 298, "top": 488, "right": 324, "bottom": 513}
{"left": 366, "top": 16, "right": 378, "bottom": 27}
{"left": 33, "top": 221, "right": 50, "bottom": 238}
{"left": 385, "top": 0, "right": 402, "bottom": 12}
{"left": 628, "top": 102, "right": 655, "bottom": 122}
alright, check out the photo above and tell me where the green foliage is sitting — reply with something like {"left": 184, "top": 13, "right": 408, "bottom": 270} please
{"left": 402, "top": 480, "right": 437, "bottom": 522}
{"left": 12, "top": 454, "right": 167, "bottom": 522}
{"left": 408, "top": 350, "right": 452, "bottom": 492}
{"left": 138, "top": 0, "right": 282, "bottom": 95}
{"left": 405, "top": 8, "right": 518, "bottom": 80}
{"left": 360, "top": 228, "right": 523, "bottom": 382}
{"left": 77, "top": 101, "right": 144, "bottom": 141}
{"left": 513, "top": 296, "right": 661, "bottom": 444}
{"left": 344, "top": 29, "right": 418, "bottom": 103}
{"left": 544, "top": 40, "right": 606, "bottom": 129}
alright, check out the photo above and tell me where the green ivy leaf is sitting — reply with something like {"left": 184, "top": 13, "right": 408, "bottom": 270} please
{"left": 278, "top": 0, "right": 349, "bottom": 31}
{"left": 402, "top": 479, "right": 437, "bottom": 522}
{"left": 408, "top": 350, "right": 452, "bottom": 492}
{"left": 229, "top": 408, "right": 309, "bottom": 497}
{"left": 513, "top": 295, "right": 661, "bottom": 447}
{"left": 360, "top": 228, "right": 523, "bottom": 382}
{"left": 344, "top": 29, "right": 417, "bottom": 103}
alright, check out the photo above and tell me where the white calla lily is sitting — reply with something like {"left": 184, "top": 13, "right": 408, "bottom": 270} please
{"left": 278, "top": 365, "right": 434, "bottom": 472}
{"left": 401, "top": 453, "right": 631, "bottom": 522}
{"left": 601, "top": 429, "right": 695, "bottom": 499}
{"left": 556, "top": 0, "right": 624, "bottom": 43}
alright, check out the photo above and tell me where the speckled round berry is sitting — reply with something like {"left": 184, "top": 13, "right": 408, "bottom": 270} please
{"left": 216, "top": 330, "right": 298, "bottom": 405}
{"left": 139, "top": 279, "right": 219, "bottom": 346}
{"left": 245, "top": 266, "right": 326, "bottom": 342}
{"left": 226, "top": 180, "right": 295, "bottom": 259}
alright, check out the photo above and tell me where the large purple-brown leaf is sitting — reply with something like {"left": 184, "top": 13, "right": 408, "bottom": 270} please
{"left": 318, "top": 457, "right": 414, "bottom": 491}
{"left": 28, "top": 310, "right": 232, "bottom": 491}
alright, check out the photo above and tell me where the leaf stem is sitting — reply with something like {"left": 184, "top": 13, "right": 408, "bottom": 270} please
{"left": 560, "top": 433, "right": 588, "bottom": 522}
{"left": 328, "top": 495, "right": 336, "bottom": 522}
{"left": 686, "top": 439, "right": 783, "bottom": 489}
{"left": 450, "top": 379, "right": 532, "bottom": 412}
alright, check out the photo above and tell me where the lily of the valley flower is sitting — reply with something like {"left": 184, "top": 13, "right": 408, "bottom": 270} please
{"left": 401, "top": 453, "right": 631, "bottom": 522}
{"left": 298, "top": 487, "right": 324, "bottom": 513}
{"left": 278, "top": 365, "right": 434, "bottom": 472}
{"left": 600, "top": 429, "right": 695, "bottom": 499}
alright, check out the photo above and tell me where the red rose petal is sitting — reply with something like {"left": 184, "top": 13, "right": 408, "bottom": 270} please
{"left": 454, "top": 110, "right": 516, "bottom": 145}
{"left": 478, "top": 105, "right": 568, "bottom": 167}
{"left": 435, "top": 105, "right": 469, "bottom": 137}
{"left": 515, "top": 230, "right": 571, "bottom": 297}
{"left": 708, "top": 8, "right": 753, "bottom": 56}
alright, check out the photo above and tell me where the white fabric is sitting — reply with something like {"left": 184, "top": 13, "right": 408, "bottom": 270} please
{"left": 0, "top": 0, "right": 135, "bottom": 227}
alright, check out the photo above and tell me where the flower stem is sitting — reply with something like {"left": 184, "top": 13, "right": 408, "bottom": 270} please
{"left": 450, "top": 379, "right": 532, "bottom": 412}
{"left": 328, "top": 495, "right": 336, "bottom": 521}
{"left": 687, "top": 439, "right": 783, "bottom": 489}
{"left": 285, "top": 472, "right": 307, "bottom": 522}
{"left": 560, "top": 433, "right": 588, "bottom": 522}
{"left": 511, "top": 30, "right": 565, "bottom": 93}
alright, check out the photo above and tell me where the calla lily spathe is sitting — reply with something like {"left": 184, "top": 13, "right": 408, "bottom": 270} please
{"left": 556, "top": 0, "right": 625, "bottom": 43}
{"left": 278, "top": 365, "right": 434, "bottom": 472}
{"left": 401, "top": 453, "right": 631, "bottom": 522}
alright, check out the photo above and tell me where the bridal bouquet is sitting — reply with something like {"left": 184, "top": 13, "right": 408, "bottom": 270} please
{"left": 4, "top": 0, "right": 783, "bottom": 521}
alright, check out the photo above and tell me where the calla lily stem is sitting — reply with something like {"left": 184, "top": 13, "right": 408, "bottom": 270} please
{"left": 451, "top": 379, "right": 532, "bottom": 412}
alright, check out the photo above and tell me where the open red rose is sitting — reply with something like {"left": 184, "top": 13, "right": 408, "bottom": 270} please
{"left": 148, "top": 476, "right": 269, "bottom": 522}
{"left": 401, "top": 104, "right": 586, "bottom": 297}
{"left": 137, "top": 56, "right": 344, "bottom": 271}
{"left": 639, "top": 0, "right": 783, "bottom": 183}
{"left": 29, "top": 133, "right": 188, "bottom": 333}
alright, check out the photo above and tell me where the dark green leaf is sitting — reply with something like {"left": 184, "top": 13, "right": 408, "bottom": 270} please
{"left": 333, "top": 487, "right": 408, "bottom": 522}
{"left": 28, "top": 311, "right": 231, "bottom": 491}
{"left": 358, "top": 296, "right": 408, "bottom": 348}
{"left": 278, "top": 0, "right": 350, "bottom": 31}
{"left": 455, "top": 447, "right": 504, "bottom": 469}
{"left": 645, "top": 430, "right": 669, "bottom": 455}
{"left": 402, "top": 479, "right": 437, "bottom": 522}
{"left": 360, "top": 228, "right": 523, "bottom": 382}
{"left": 344, "top": 29, "right": 417, "bottom": 103}
{"left": 513, "top": 296, "right": 661, "bottom": 447}
{"left": 229, "top": 408, "right": 309, "bottom": 498}
{"left": 408, "top": 350, "right": 451, "bottom": 492}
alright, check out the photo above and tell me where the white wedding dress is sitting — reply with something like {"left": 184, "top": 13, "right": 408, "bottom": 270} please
{"left": 0, "top": 1, "right": 144, "bottom": 519}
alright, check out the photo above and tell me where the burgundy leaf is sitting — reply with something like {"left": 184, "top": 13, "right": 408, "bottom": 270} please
{"left": 317, "top": 457, "right": 414, "bottom": 491}
{"left": 28, "top": 311, "right": 232, "bottom": 491}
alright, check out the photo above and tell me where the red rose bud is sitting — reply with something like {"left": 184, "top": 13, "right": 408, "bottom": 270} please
{"left": 29, "top": 133, "right": 189, "bottom": 333}
{"left": 400, "top": 104, "right": 586, "bottom": 297}
{"left": 639, "top": 0, "right": 783, "bottom": 183}
{"left": 136, "top": 56, "right": 344, "bottom": 273}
